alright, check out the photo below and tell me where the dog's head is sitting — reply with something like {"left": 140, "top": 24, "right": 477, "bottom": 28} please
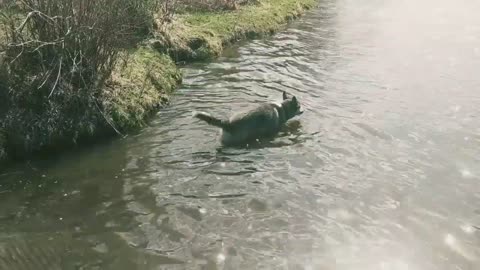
{"left": 282, "top": 91, "right": 303, "bottom": 119}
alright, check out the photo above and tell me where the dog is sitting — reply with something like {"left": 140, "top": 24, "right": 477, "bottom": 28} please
{"left": 193, "top": 91, "right": 303, "bottom": 146}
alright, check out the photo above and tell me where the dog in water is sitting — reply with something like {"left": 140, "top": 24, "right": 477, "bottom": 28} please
{"left": 193, "top": 91, "right": 303, "bottom": 146}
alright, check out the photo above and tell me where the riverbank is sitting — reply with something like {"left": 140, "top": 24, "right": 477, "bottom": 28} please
{"left": 156, "top": 0, "right": 316, "bottom": 61}
{"left": 0, "top": 0, "right": 316, "bottom": 167}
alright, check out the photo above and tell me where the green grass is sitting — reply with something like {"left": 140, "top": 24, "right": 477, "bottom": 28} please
{"left": 161, "top": 0, "right": 317, "bottom": 61}
{"left": 104, "top": 47, "right": 182, "bottom": 130}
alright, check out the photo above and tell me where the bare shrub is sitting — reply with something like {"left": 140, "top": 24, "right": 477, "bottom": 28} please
{"left": 0, "top": 0, "right": 164, "bottom": 156}
{"left": 4, "top": 0, "right": 156, "bottom": 92}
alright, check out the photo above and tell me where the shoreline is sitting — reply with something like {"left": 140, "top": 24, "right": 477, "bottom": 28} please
{"left": 0, "top": 0, "right": 317, "bottom": 167}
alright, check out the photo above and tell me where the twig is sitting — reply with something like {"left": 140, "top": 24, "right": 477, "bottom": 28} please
{"left": 32, "top": 38, "right": 64, "bottom": 53}
{"left": 9, "top": 45, "right": 24, "bottom": 64}
{"left": 37, "top": 67, "right": 54, "bottom": 89}
{"left": 48, "top": 57, "right": 62, "bottom": 98}
{"left": 8, "top": 39, "right": 62, "bottom": 48}
{"left": 16, "top": 10, "right": 65, "bottom": 34}
{"left": 16, "top": 11, "right": 37, "bottom": 33}
{"left": 93, "top": 97, "right": 125, "bottom": 138}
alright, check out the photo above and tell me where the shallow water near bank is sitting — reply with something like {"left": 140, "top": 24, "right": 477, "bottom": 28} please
{"left": 1, "top": 0, "right": 480, "bottom": 269}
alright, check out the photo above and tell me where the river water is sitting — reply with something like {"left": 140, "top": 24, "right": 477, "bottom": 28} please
{"left": 1, "top": 0, "right": 480, "bottom": 269}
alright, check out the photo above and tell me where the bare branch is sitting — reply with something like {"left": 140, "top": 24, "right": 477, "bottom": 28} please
{"left": 16, "top": 11, "right": 37, "bottom": 33}
{"left": 93, "top": 98, "right": 125, "bottom": 138}
{"left": 48, "top": 57, "right": 62, "bottom": 98}
{"left": 9, "top": 45, "right": 24, "bottom": 64}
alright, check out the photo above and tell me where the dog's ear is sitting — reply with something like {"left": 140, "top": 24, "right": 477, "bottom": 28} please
{"left": 282, "top": 91, "right": 288, "bottom": 100}
{"left": 292, "top": 96, "right": 297, "bottom": 102}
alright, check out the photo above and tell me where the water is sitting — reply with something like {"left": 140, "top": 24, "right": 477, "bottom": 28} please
{"left": 1, "top": 0, "right": 480, "bottom": 269}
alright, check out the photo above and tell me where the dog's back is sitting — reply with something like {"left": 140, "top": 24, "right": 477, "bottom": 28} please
{"left": 221, "top": 103, "right": 282, "bottom": 145}
{"left": 194, "top": 91, "right": 303, "bottom": 146}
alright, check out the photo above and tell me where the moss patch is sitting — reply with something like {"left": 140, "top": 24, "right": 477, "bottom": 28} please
{"left": 103, "top": 47, "right": 182, "bottom": 131}
{"left": 159, "top": 0, "right": 316, "bottom": 61}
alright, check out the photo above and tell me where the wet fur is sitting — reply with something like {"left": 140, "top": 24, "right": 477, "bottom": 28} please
{"left": 193, "top": 91, "right": 303, "bottom": 146}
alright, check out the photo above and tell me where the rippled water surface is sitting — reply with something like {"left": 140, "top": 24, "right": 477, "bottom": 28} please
{"left": 1, "top": 0, "right": 480, "bottom": 269}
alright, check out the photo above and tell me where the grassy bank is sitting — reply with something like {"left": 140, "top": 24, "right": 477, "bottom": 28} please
{"left": 105, "top": 48, "right": 182, "bottom": 131}
{"left": 157, "top": 0, "right": 316, "bottom": 61}
{"left": 0, "top": 47, "right": 180, "bottom": 162}
{"left": 0, "top": 0, "right": 316, "bottom": 166}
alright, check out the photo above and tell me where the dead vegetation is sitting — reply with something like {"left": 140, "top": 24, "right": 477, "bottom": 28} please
{"left": 0, "top": 0, "right": 167, "bottom": 158}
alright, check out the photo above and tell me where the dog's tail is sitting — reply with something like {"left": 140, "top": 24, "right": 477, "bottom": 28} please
{"left": 193, "top": 111, "right": 229, "bottom": 129}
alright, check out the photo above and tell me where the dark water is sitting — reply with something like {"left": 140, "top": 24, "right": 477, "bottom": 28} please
{"left": 1, "top": 0, "right": 480, "bottom": 269}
